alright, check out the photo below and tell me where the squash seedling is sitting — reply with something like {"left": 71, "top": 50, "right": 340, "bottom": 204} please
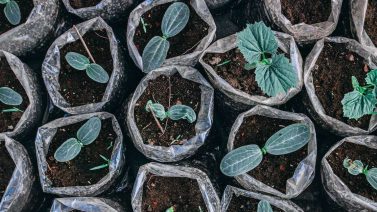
{"left": 220, "top": 123, "right": 310, "bottom": 176}
{"left": 343, "top": 158, "right": 377, "bottom": 191}
{"left": 258, "top": 200, "right": 273, "bottom": 212}
{"left": 0, "top": 0, "right": 21, "bottom": 25}
{"left": 0, "top": 87, "right": 23, "bottom": 113}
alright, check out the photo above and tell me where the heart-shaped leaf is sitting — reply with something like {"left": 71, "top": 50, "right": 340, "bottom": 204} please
{"left": 77, "top": 117, "right": 102, "bottom": 145}
{"left": 0, "top": 87, "right": 23, "bottom": 106}
{"left": 366, "top": 69, "right": 377, "bottom": 86}
{"left": 65, "top": 52, "right": 90, "bottom": 70}
{"left": 142, "top": 36, "right": 170, "bottom": 73}
{"left": 257, "top": 200, "right": 273, "bottom": 212}
{"left": 4, "top": 0, "right": 21, "bottom": 25}
{"left": 145, "top": 100, "right": 167, "bottom": 121}
{"left": 341, "top": 90, "right": 377, "bottom": 120}
{"left": 86, "top": 63, "right": 109, "bottom": 84}
{"left": 167, "top": 104, "right": 196, "bottom": 123}
{"left": 161, "top": 2, "right": 190, "bottom": 38}
{"left": 366, "top": 168, "right": 377, "bottom": 190}
{"left": 54, "top": 138, "right": 82, "bottom": 162}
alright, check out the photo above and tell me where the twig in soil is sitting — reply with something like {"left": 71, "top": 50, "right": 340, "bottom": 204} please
{"left": 73, "top": 25, "right": 96, "bottom": 63}
{"left": 142, "top": 122, "right": 152, "bottom": 130}
{"left": 163, "top": 76, "right": 172, "bottom": 134}
{"left": 216, "top": 59, "right": 231, "bottom": 67}
{"left": 147, "top": 104, "right": 165, "bottom": 134}
{"left": 94, "top": 31, "right": 109, "bottom": 40}
{"left": 182, "top": 39, "right": 202, "bottom": 55}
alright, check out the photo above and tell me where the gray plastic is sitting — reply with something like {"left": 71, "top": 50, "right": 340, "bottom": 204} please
{"left": 304, "top": 37, "right": 377, "bottom": 136}
{"left": 35, "top": 112, "right": 125, "bottom": 196}
{"left": 321, "top": 136, "right": 377, "bottom": 211}
{"left": 125, "top": 65, "right": 214, "bottom": 162}
{"left": 42, "top": 17, "right": 126, "bottom": 115}
{"left": 227, "top": 105, "right": 317, "bottom": 199}
{"left": 205, "top": 0, "right": 231, "bottom": 9}
{"left": 127, "top": 0, "right": 216, "bottom": 73}
{"left": 131, "top": 162, "right": 220, "bottom": 212}
{"left": 50, "top": 197, "right": 124, "bottom": 212}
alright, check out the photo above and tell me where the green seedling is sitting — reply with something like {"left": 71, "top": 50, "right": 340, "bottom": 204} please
{"left": 216, "top": 60, "right": 231, "bottom": 67}
{"left": 343, "top": 158, "right": 377, "bottom": 191}
{"left": 0, "top": 87, "right": 23, "bottom": 113}
{"left": 140, "top": 17, "right": 149, "bottom": 33}
{"left": 90, "top": 154, "right": 110, "bottom": 171}
{"left": 165, "top": 206, "right": 174, "bottom": 212}
{"left": 146, "top": 100, "right": 196, "bottom": 123}
{"left": 0, "top": 0, "right": 21, "bottom": 25}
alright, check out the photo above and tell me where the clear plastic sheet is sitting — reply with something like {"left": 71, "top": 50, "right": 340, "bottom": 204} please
{"left": 127, "top": 0, "right": 217, "bottom": 73}
{"left": 304, "top": 37, "right": 377, "bottom": 136}
{"left": 131, "top": 162, "right": 221, "bottom": 212}
{"left": 205, "top": 0, "right": 231, "bottom": 9}
{"left": 125, "top": 65, "right": 214, "bottom": 162}
{"left": 227, "top": 105, "right": 317, "bottom": 199}
{"left": 35, "top": 112, "right": 125, "bottom": 196}
{"left": 42, "top": 17, "right": 126, "bottom": 115}
{"left": 321, "top": 135, "right": 377, "bottom": 211}
{"left": 0, "top": 0, "right": 59, "bottom": 57}
{"left": 50, "top": 197, "right": 124, "bottom": 212}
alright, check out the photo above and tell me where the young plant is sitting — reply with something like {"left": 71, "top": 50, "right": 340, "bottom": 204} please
{"left": 0, "top": 0, "right": 21, "bottom": 25}
{"left": 0, "top": 87, "right": 23, "bottom": 113}
{"left": 145, "top": 100, "right": 196, "bottom": 123}
{"left": 54, "top": 117, "right": 102, "bottom": 162}
{"left": 142, "top": 2, "right": 190, "bottom": 72}
{"left": 220, "top": 123, "right": 310, "bottom": 176}
{"left": 140, "top": 17, "right": 149, "bottom": 33}
{"left": 90, "top": 154, "right": 110, "bottom": 171}
{"left": 236, "top": 22, "right": 297, "bottom": 97}
{"left": 343, "top": 158, "right": 377, "bottom": 191}
{"left": 258, "top": 200, "right": 273, "bottom": 212}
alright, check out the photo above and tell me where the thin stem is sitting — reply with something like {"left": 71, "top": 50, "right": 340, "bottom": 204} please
{"left": 182, "top": 39, "right": 201, "bottom": 55}
{"left": 148, "top": 104, "right": 165, "bottom": 134}
{"left": 163, "top": 76, "right": 172, "bottom": 134}
{"left": 73, "top": 25, "right": 96, "bottom": 63}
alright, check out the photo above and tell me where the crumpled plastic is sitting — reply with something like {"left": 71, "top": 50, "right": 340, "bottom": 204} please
{"left": 50, "top": 197, "right": 124, "bottom": 212}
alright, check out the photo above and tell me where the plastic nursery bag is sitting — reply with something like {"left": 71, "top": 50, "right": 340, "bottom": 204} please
{"left": 0, "top": 0, "right": 59, "bottom": 57}
{"left": 127, "top": 0, "right": 216, "bottom": 73}
{"left": 131, "top": 162, "right": 220, "bottom": 212}
{"left": 321, "top": 136, "right": 377, "bottom": 211}
{"left": 227, "top": 105, "right": 317, "bottom": 199}
{"left": 205, "top": 0, "right": 231, "bottom": 9}
{"left": 304, "top": 37, "right": 377, "bottom": 136}
{"left": 35, "top": 112, "right": 125, "bottom": 196}
{"left": 0, "top": 136, "right": 35, "bottom": 211}
{"left": 0, "top": 51, "right": 43, "bottom": 140}
{"left": 50, "top": 197, "right": 124, "bottom": 212}
{"left": 42, "top": 17, "right": 126, "bottom": 115}
{"left": 125, "top": 65, "right": 214, "bottom": 162}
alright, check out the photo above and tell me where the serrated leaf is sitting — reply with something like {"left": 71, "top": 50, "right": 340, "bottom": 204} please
{"left": 0, "top": 87, "right": 22, "bottom": 106}
{"left": 145, "top": 100, "right": 167, "bottom": 121}
{"left": 366, "top": 168, "right": 377, "bottom": 190}
{"left": 220, "top": 144, "right": 263, "bottom": 177}
{"left": 142, "top": 36, "right": 170, "bottom": 73}
{"left": 65, "top": 52, "right": 90, "bottom": 70}
{"left": 167, "top": 104, "right": 196, "bottom": 123}
{"left": 86, "top": 63, "right": 109, "bottom": 84}
{"left": 77, "top": 117, "right": 102, "bottom": 145}
{"left": 161, "top": 2, "right": 190, "bottom": 38}
{"left": 257, "top": 200, "right": 273, "bottom": 212}
{"left": 54, "top": 138, "right": 82, "bottom": 162}
{"left": 366, "top": 69, "right": 377, "bottom": 86}
{"left": 4, "top": 1, "right": 20, "bottom": 25}
{"left": 341, "top": 90, "right": 377, "bottom": 120}
{"left": 344, "top": 159, "right": 364, "bottom": 175}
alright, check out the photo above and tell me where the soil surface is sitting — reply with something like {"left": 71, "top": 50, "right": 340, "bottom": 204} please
{"left": 0, "top": 141, "right": 15, "bottom": 200}
{"left": 59, "top": 30, "right": 113, "bottom": 107}
{"left": 365, "top": 0, "right": 377, "bottom": 46}
{"left": 46, "top": 118, "right": 115, "bottom": 187}
{"left": 234, "top": 115, "right": 308, "bottom": 193}
{"left": 227, "top": 195, "right": 283, "bottom": 212}
{"left": 134, "top": 74, "right": 201, "bottom": 147}
{"left": 0, "top": 58, "right": 29, "bottom": 133}
{"left": 327, "top": 142, "right": 377, "bottom": 201}
{"left": 312, "top": 42, "right": 371, "bottom": 130}
{"left": 69, "top": 0, "right": 102, "bottom": 9}
{"left": 134, "top": 0, "right": 209, "bottom": 58}
{"left": 0, "top": 0, "right": 34, "bottom": 35}
{"left": 281, "top": 0, "right": 332, "bottom": 25}
{"left": 142, "top": 175, "right": 207, "bottom": 212}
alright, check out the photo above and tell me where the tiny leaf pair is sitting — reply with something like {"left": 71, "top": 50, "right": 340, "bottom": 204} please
{"left": 145, "top": 100, "right": 196, "bottom": 123}
{"left": 0, "top": 87, "right": 22, "bottom": 106}
{"left": 343, "top": 158, "right": 377, "bottom": 191}
{"left": 0, "top": 0, "right": 21, "bottom": 25}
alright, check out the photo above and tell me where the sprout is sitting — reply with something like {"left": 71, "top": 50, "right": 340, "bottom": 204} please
{"left": 0, "top": 0, "right": 21, "bottom": 25}
{"left": 145, "top": 100, "right": 196, "bottom": 123}
{"left": 0, "top": 87, "right": 23, "bottom": 113}
{"left": 257, "top": 200, "right": 273, "bottom": 212}
{"left": 90, "top": 154, "right": 110, "bottom": 171}
{"left": 165, "top": 206, "right": 174, "bottom": 212}
{"left": 343, "top": 158, "right": 377, "bottom": 190}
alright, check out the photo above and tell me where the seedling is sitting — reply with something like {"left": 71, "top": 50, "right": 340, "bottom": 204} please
{"left": 146, "top": 100, "right": 196, "bottom": 123}
{"left": 236, "top": 22, "right": 297, "bottom": 97}
{"left": 343, "top": 158, "right": 377, "bottom": 191}
{"left": 140, "top": 17, "right": 149, "bottom": 33}
{"left": 142, "top": 2, "right": 190, "bottom": 72}
{"left": 165, "top": 206, "right": 174, "bottom": 212}
{"left": 90, "top": 154, "right": 110, "bottom": 171}
{"left": 0, "top": 87, "right": 23, "bottom": 113}
{"left": 220, "top": 123, "right": 310, "bottom": 176}
{"left": 258, "top": 200, "right": 273, "bottom": 212}
{"left": 0, "top": 0, "right": 21, "bottom": 25}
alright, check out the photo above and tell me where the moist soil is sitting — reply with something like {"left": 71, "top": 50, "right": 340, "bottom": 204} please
{"left": 69, "top": 0, "right": 102, "bottom": 9}
{"left": 133, "top": 0, "right": 209, "bottom": 59}
{"left": 312, "top": 42, "right": 371, "bottom": 130}
{"left": 134, "top": 74, "right": 201, "bottom": 147}
{"left": 365, "top": 0, "right": 377, "bottom": 46}
{"left": 327, "top": 142, "right": 377, "bottom": 201}
{"left": 46, "top": 118, "right": 115, "bottom": 187}
{"left": 142, "top": 175, "right": 207, "bottom": 212}
{"left": 0, "top": 0, "right": 34, "bottom": 35}
{"left": 59, "top": 30, "right": 113, "bottom": 107}
{"left": 0, "top": 141, "right": 15, "bottom": 200}
{"left": 234, "top": 115, "right": 308, "bottom": 193}
{"left": 227, "top": 195, "right": 283, "bottom": 212}
{"left": 0, "top": 58, "right": 29, "bottom": 133}
{"left": 281, "top": 0, "right": 332, "bottom": 25}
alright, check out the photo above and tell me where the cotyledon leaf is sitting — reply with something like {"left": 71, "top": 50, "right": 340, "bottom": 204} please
{"left": 142, "top": 36, "right": 170, "bottom": 73}
{"left": 167, "top": 104, "right": 196, "bottom": 123}
{"left": 77, "top": 117, "right": 102, "bottom": 145}
{"left": 65, "top": 52, "right": 90, "bottom": 70}
{"left": 145, "top": 100, "right": 167, "bottom": 121}
{"left": 86, "top": 63, "right": 110, "bottom": 84}
{"left": 54, "top": 138, "right": 82, "bottom": 162}
{"left": 161, "top": 2, "right": 190, "bottom": 38}
{"left": 0, "top": 87, "right": 23, "bottom": 106}
{"left": 343, "top": 159, "right": 364, "bottom": 175}
{"left": 257, "top": 200, "right": 273, "bottom": 212}
{"left": 4, "top": 0, "right": 21, "bottom": 25}
{"left": 366, "top": 168, "right": 377, "bottom": 190}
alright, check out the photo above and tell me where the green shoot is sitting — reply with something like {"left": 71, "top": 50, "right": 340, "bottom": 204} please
{"left": 90, "top": 154, "right": 110, "bottom": 171}
{"left": 107, "top": 141, "right": 113, "bottom": 150}
{"left": 0, "top": 0, "right": 21, "bottom": 25}
{"left": 145, "top": 100, "right": 196, "bottom": 123}
{"left": 2, "top": 107, "right": 23, "bottom": 113}
{"left": 216, "top": 60, "right": 231, "bottom": 67}
{"left": 343, "top": 157, "right": 377, "bottom": 190}
{"left": 165, "top": 206, "right": 174, "bottom": 212}
{"left": 140, "top": 17, "right": 149, "bottom": 33}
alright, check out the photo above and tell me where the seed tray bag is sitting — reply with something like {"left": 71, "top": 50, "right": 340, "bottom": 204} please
{"left": 42, "top": 17, "right": 126, "bottom": 115}
{"left": 0, "top": 136, "right": 35, "bottom": 211}
{"left": 50, "top": 197, "right": 124, "bottom": 212}
{"left": 227, "top": 105, "right": 317, "bottom": 199}
{"left": 35, "top": 112, "right": 125, "bottom": 196}
{"left": 125, "top": 65, "right": 214, "bottom": 162}
{"left": 304, "top": 37, "right": 377, "bottom": 136}
{"left": 127, "top": 0, "right": 216, "bottom": 73}
{"left": 321, "top": 136, "right": 377, "bottom": 211}
{"left": 199, "top": 32, "right": 303, "bottom": 110}
{"left": 131, "top": 162, "right": 220, "bottom": 212}
{"left": 0, "top": 51, "right": 43, "bottom": 140}
{"left": 205, "top": 0, "right": 231, "bottom": 9}
{"left": 0, "top": 0, "right": 59, "bottom": 57}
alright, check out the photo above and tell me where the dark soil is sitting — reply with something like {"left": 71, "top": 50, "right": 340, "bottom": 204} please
{"left": 312, "top": 42, "right": 371, "bottom": 130}
{"left": 59, "top": 30, "right": 113, "bottom": 107}
{"left": 281, "top": 0, "right": 332, "bottom": 25}
{"left": 142, "top": 175, "right": 207, "bottom": 212}
{"left": 227, "top": 195, "right": 283, "bottom": 212}
{"left": 234, "top": 115, "right": 308, "bottom": 193}
{"left": 327, "top": 142, "right": 377, "bottom": 201}
{"left": 0, "top": 0, "right": 34, "bottom": 35}
{"left": 69, "top": 0, "right": 102, "bottom": 9}
{"left": 0, "top": 58, "right": 29, "bottom": 133}
{"left": 134, "top": 74, "right": 201, "bottom": 147}
{"left": 0, "top": 141, "right": 15, "bottom": 200}
{"left": 46, "top": 118, "right": 115, "bottom": 187}
{"left": 133, "top": 0, "right": 209, "bottom": 58}
{"left": 365, "top": 0, "right": 377, "bottom": 46}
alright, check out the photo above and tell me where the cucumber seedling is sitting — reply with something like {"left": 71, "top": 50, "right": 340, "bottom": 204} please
{"left": 0, "top": 0, "right": 21, "bottom": 25}
{"left": 343, "top": 157, "right": 377, "bottom": 191}
{"left": 0, "top": 86, "right": 23, "bottom": 113}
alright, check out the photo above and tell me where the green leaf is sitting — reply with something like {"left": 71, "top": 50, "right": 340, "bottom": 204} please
{"left": 220, "top": 144, "right": 263, "bottom": 177}
{"left": 257, "top": 200, "right": 273, "bottom": 212}
{"left": 4, "top": 1, "right": 20, "bottom": 25}
{"left": 65, "top": 52, "right": 90, "bottom": 70}
{"left": 54, "top": 138, "right": 82, "bottom": 162}
{"left": 90, "top": 163, "right": 109, "bottom": 171}
{"left": 161, "top": 2, "right": 190, "bottom": 38}
{"left": 142, "top": 36, "right": 170, "bottom": 73}
{"left": 145, "top": 100, "right": 167, "bottom": 121}
{"left": 165, "top": 206, "right": 174, "bottom": 212}
{"left": 2, "top": 107, "right": 22, "bottom": 113}
{"left": 366, "top": 168, "right": 377, "bottom": 190}
{"left": 77, "top": 117, "right": 102, "bottom": 145}
{"left": 341, "top": 90, "right": 377, "bottom": 120}
{"left": 0, "top": 0, "right": 10, "bottom": 4}
{"left": 244, "top": 62, "right": 257, "bottom": 71}
{"left": 343, "top": 159, "right": 364, "bottom": 175}
{"left": 366, "top": 69, "right": 377, "bottom": 86}
{"left": 0, "top": 87, "right": 23, "bottom": 106}
{"left": 167, "top": 104, "right": 196, "bottom": 123}
{"left": 86, "top": 63, "right": 109, "bottom": 84}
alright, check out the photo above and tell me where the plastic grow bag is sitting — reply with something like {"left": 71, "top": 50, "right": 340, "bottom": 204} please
{"left": 35, "top": 112, "right": 125, "bottom": 197}
{"left": 321, "top": 135, "right": 377, "bottom": 211}
{"left": 127, "top": 0, "right": 217, "bottom": 73}
{"left": 205, "top": 0, "right": 231, "bottom": 9}
{"left": 125, "top": 65, "right": 214, "bottom": 162}
{"left": 42, "top": 17, "right": 126, "bottom": 115}
{"left": 50, "top": 197, "right": 124, "bottom": 212}
{"left": 131, "top": 162, "right": 220, "bottom": 212}
{"left": 304, "top": 37, "right": 377, "bottom": 136}
{"left": 227, "top": 105, "right": 317, "bottom": 199}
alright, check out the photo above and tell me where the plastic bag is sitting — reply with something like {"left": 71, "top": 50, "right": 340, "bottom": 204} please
{"left": 205, "top": 0, "right": 231, "bottom": 9}
{"left": 125, "top": 65, "right": 214, "bottom": 162}
{"left": 227, "top": 105, "right": 317, "bottom": 199}
{"left": 35, "top": 112, "right": 125, "bottom": 196}
{"left": 321, "top": 135, "right": 377, "bottom": 211}
{"left": 127, "top": 0, "right": 216, "bottom": 73}
{"left": 42, "top": 17, "right": 126, "bottom": 115}
{"left": 50, "top": 197, "right": 124, "bottom": 212}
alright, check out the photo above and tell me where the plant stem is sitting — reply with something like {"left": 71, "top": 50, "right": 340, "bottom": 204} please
{"left": 73, "top": 25, "right": 96, "bottom": 63}
{"left": 163, "top": 76, "right": 172, "bottom": 134}
{"left": 148, "top": 104, "right": 165, "bottom": 134}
